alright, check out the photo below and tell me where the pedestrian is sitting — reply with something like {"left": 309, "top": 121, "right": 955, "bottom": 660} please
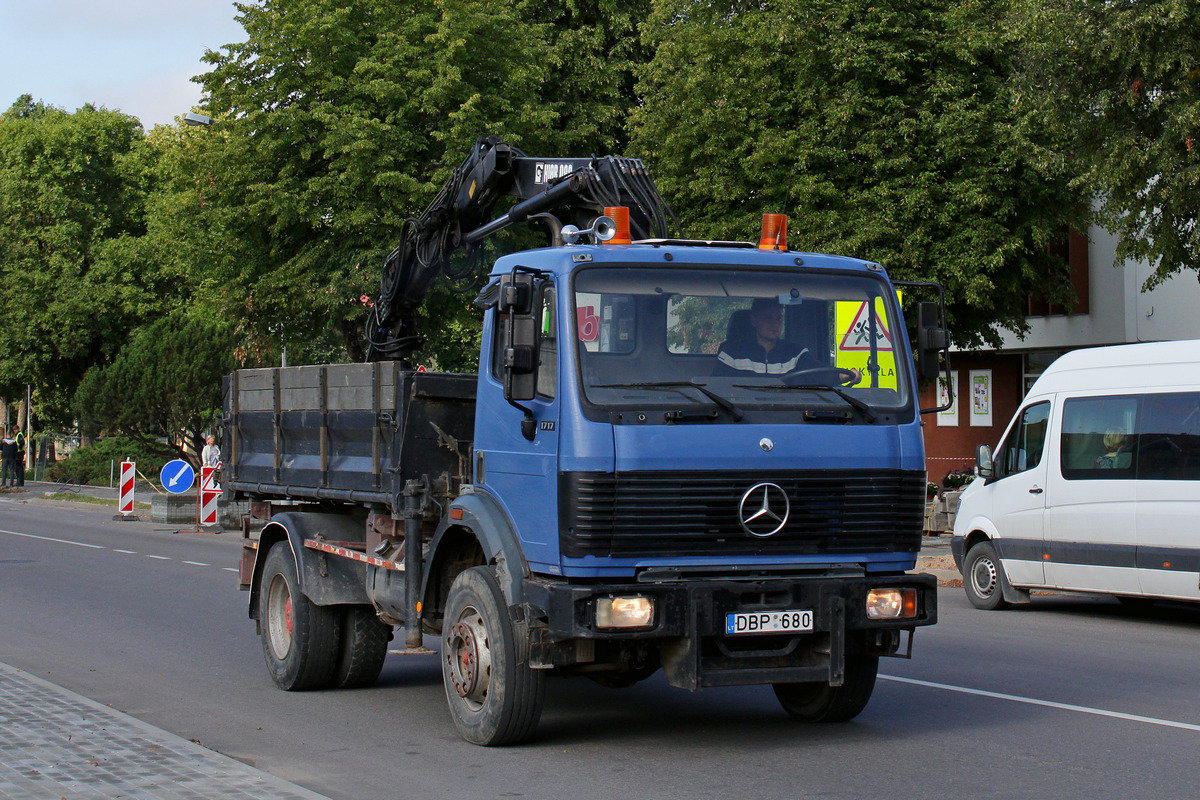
{"left": 201, "top": 435, "right": 220, "bottom": 467}
{"left": 0, "top": 428, "right": 18, "bottom": 488}
{"left": 14, "top": 427, "right": 25, "bottom": 486}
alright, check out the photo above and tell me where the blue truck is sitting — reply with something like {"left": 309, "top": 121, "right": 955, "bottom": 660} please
{"left": 228, "top": 138, "right": 947, "bottom": 745}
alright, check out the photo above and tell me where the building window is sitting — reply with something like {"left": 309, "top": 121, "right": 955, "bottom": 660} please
{"left": 1027, "top": 228, "right": 1090, "bottom": 317}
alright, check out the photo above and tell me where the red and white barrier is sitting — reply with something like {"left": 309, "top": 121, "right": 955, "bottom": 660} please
{"left": 118, "top": 461, "right": 135, "bottom": 515}
{"left": 199, "top": 463, "right": 220, "bottom": 527}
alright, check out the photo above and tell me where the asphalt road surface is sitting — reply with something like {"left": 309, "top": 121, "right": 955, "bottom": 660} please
{"left": 2, "top": 496, "right": 1199, "bottom": 800}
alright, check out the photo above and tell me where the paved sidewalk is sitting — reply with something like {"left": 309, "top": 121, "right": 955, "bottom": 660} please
{"left": 0, "top": 662, "right": 330, "bottom": 800}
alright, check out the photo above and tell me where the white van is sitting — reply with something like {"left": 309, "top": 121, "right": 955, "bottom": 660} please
{"left": 952, "top": 340, "right": 1200, "bottom": 609}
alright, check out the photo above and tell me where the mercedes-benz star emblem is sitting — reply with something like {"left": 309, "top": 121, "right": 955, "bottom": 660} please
{"left": 738, "top": 482, "right": 790, "bottom": 537}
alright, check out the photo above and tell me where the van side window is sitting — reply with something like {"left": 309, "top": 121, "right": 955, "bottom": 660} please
{"left": 1060, "top": 395, "right": 1139, "bottom": 480}
{"left": 1137, "top": 392, "right": 1200, "bottom": 480}
{"left": 997, "top": 401, "right": 1050, "bottom": 478}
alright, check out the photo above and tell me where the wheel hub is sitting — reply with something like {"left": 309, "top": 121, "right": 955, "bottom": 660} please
{"left": 445, "top": 610, "right": 491, "bottom": 708}
{"left": 972, "top": 557, "right": 998, "bottom": 597}
{"left": 265, "top": 574, "right": 294, "bottom": 659}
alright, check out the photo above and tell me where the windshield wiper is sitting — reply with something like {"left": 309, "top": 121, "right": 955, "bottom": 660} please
{"left": 737, "top": 383, "right": 876, "bottom": 423}
{"left": 594, "top": 381, "right": 744, "bottom": 421}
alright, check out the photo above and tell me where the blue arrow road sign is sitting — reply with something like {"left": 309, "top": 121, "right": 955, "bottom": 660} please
{"left": 160, "top": 459, "right": 195, "bottom": 494}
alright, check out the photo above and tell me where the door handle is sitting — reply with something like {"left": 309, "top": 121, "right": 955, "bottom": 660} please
{"left": 1028, "top": 487, "right": 1044, "bottom": 495}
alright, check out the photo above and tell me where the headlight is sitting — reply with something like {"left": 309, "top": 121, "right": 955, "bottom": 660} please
{"left": 866, "top": 588, "right": 918, "bottom": 620}
{"left": 595, "top": 595, "right": 654, "bottom": 629}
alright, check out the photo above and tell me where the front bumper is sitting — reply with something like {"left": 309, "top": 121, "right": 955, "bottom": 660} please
{"left": 523, "top": 572, "right": 937, "bottom": 690}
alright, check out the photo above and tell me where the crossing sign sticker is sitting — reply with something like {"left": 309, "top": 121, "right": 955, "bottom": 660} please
{"left": 838, "top": 302, "right": 894, "bottom": 351}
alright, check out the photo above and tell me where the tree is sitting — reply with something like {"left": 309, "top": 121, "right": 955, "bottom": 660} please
{"left": 190, "top": 0, "right": 651, "bottom": 367}
{"left": 1012, "top": 0, "right": 1200, "bottom": 288}
{"left": 630, "top": 0, "right": 1088, "bottom": 348}
{"left": 0, "top": 97, "right": 155, "bottom": 423}
{"left": 75, "top": 310, "right": 241, "bottom": 462}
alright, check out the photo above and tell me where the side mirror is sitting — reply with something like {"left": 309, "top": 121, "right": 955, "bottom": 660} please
{"left": 976, "top": 443, "right": 994, "bottom": 480}
{"left": 499, "top": 271, "right": 540, "bottom": 404}
{"left": 917, "top": 301, "right": 948, "bottom": 381}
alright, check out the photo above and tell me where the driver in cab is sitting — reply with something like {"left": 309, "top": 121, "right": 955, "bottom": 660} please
{"left": 714, "top": 298, "right": 862, "bottom": 384}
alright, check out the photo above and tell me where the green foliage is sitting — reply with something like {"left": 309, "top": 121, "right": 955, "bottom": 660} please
{"left": 45, "top": 435, "right": 178, "bottom": 486}
{"left": 190, "top": 0, "right": 650, "bottom": 366}
{"left": 1012, "top": 0, "right": 1200, "bottom": 288}
{"left": 631, "top": 0, "right": 1087, "bottom": 348}
{"left": 0, "top": 97, "right": 154, "bottom": 420}
{"left": 668, "top": 297, "right": 746, "bottom": 354}
{"left": 75, "top": 310, "right": 240, "bottom": 460}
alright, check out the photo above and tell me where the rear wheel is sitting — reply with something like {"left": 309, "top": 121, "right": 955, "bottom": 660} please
{"left": 442, "top": 566, "right": 545, "bottom": 745}
{"left": 773, "top": 655, "right": 879, "bottom": 722}
{"left": 333, "top": 606, "right": 391, "bottom": 689}
{"left": 964, "top": 540, "right": 1011, "bottom": 610}
{"left": 259, "top": 542, "right": 341, "bottom": 690}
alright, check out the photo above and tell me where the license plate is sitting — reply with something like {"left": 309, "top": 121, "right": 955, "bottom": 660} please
{"left": 726, "top": 609, "right": 813, "bottom": 635}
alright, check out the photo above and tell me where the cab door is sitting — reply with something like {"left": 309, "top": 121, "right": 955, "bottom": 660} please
{"left": 475, "top": 281, "right": 561, "bottom": 570}
{"left": 987, "top": 401, "right": 1051, "bottom": 587}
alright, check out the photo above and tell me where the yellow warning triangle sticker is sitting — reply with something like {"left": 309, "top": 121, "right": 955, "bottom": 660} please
{"left": 838, "top": 302, "right": 893, "bottom": 351}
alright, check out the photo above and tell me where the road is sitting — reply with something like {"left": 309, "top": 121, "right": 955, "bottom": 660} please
{"left": 2, "top": 496, "right": 1200, "bottom": 799}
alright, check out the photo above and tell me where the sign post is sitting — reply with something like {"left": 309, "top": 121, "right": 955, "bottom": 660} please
{"left": 113, "top": 460, "right": 139, "bottom": 521}
{"left": 199, "top": 463, "right": 221, "bottom": 530}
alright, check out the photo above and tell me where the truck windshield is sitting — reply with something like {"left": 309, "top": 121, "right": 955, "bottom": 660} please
{"left": 572, "top": 265, "right": 912, "bottom": 420}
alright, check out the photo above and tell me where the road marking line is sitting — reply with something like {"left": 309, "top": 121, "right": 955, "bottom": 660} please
{"left": 222, "top": 568, "right": 238, "bottom": 572}
{"left": 182, "top": 561, "right": 209, "bottom": 566}
{"left": 0, "top": 529, "right": 104, "bottom": 549}
{"left": 146, "top": 555, "right": 170, "bottom": 560}
{"left": 114, "top": 549, "right": 136, "bottom": 554}
{"left": 881, "top": 674, "right": 1200, "bottom": 733}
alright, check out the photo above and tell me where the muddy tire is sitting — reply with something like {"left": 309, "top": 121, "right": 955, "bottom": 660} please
{"left": 259, "top": 542, "right": 341, "bottom": 690}
{"left": 441, "top": 566, "right": 545, "bottom": 745}
{"left": 333, "top": 606, "right": 391, "bottom": 689}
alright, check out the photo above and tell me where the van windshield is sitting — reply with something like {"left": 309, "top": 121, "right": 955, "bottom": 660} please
{"left": 572, "top": 265, "right": 912, "bottom": 421}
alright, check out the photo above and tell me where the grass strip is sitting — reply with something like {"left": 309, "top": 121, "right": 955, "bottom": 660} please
{"left": 42, "top": 492, "right": 152, "bottom": 510}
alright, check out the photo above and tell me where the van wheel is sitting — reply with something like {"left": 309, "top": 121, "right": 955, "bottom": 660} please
{"left": 964, "top": 541, "right": 1010, "bottom": 610}
{"left": 442, "top": 566, "right": 545, "bottom": 745}
{"left": 773, "top": 655, "right": 879, "bottom": 722}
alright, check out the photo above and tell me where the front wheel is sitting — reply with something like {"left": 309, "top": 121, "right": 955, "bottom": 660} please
{"left": 442, "top": 566, "right": 545, "bottom": 746}
{"left": 963, "top": 540, "right": 1011, "bottom": 610}
{"left": 773, "top": 655, "right": 879, "bottom": 722}
{"left": 259, "top": 542, "right": 342, "bottom": 690}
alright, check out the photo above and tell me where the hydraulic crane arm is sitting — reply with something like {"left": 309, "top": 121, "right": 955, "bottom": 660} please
{"left": 364, "top": 136, "right": 677, "bottom": 362}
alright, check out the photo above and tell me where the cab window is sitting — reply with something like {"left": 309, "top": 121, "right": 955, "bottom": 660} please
{"left": 997, "top": 401, "right": 1050, "bottom": 478}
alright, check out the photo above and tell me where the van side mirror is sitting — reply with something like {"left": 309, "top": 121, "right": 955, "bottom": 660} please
{"left": 917, "top": 301, "right": 949, "bottom": 381}
{"left": 976, "top": 443, "right": 994, "bottom": 480}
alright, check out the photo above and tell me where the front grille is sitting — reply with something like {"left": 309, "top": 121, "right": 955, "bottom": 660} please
{"left": 559, "top": 470, "right": 925, "bottom": 559}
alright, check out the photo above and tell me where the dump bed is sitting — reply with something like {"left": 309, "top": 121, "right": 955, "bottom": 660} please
{"left": 222, "top": 364, "right": 476, "bottom": 512}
